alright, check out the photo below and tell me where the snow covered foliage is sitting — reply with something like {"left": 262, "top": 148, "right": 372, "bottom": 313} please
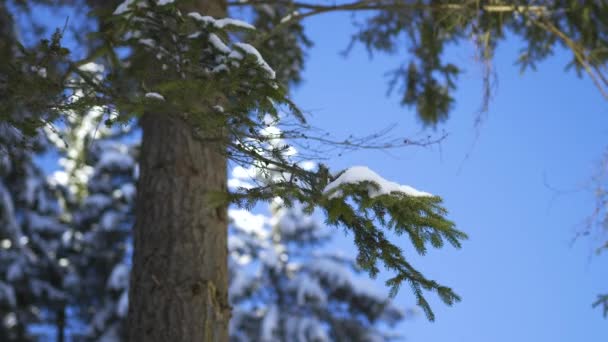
{"left": 66, "top": 140, "right": 135, "bottom": 340}
{"left": 228, "top": 139, "right": 407, "bottom": 341}
{"left": 45, "top": 103, "right": 120, "bottom": 198}
{"left": 0, "top": 139, "right": 73, "bottom": 341}
{"left": 247, "top": 3, "right": 312, "bottom": 86}
{"left": 228, "top": 197, "right": 406, "bottom": 342}
{"left": 49, "top": 108, "right": 136, "bottom": 340}
{"left": 110, "top": 0, "right": 291, "bottom": 119}
{"left": 228, "top": 117, "right": 466, "bottom": 321}
{"left": 323, "top": 166, "right": 432, "bottom": 199}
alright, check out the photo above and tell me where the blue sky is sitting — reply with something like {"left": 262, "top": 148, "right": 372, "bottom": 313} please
{"left": 291, "top": 11, "right": 607, "bottom": 342}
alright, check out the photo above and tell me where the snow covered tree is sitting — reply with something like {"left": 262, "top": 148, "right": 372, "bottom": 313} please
{"left": 46, "top": 103, "right": 136, "bottom": 340}
{"left": 228, "top": 197, "right": 407, "bottom": 342}
{"left": 66, "top": 138, "right": 135, "bottom": 341}
{"left": 3, "top": 1, "right": 608, "bottom": 340}
{"left": 0, "top": 129, "right": 74, "bottom": 341}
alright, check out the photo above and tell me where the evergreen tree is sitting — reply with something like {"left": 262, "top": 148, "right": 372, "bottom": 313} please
{"left": 0, "top": 130, "right": 73, "bottom": 341}
{"left": 46, "top": 103, "right": 136, "bottom": 340}
{"left": 67, "top": 138, "right": 135, "bottom": 341}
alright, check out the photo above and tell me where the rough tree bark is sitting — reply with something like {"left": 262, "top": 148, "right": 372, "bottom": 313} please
{"left": 127, "top": 1, "right": 230, "bottom": 341}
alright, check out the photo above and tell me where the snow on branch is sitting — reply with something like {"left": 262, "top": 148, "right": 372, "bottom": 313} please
{"left": 234, "top": 43, "right": 276, "bottom": 79}
{"left": 323, "top": 166, "right": 432, "bottom": 199}
{"left": 188, "top": 12, "right": 256, "bottom": 30}
{"left": 114, "top": 0, "right": 175, "bottom": 15}
{"left": 144, "top": 92, "right": 165, "bottom": 101}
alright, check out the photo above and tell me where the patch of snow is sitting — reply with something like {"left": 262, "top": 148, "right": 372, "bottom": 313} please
{"left": 309, "top": 258, "right": 351, "bottom": 288}
{"left": 208, "top": 33, "right": 231, "bottom": 54}
{"left": 30, "top": 279, "right": 66, "bottom": 301}
{"left": 120, "top": 183, "right": 137, "bottom": 201}
{"left": 187, "top": 12, "right": 216, "bottom": 26}
{"left": 50, "top": 171, "right": 69, "bottom": 186}
{"left": 227, "top": 178, "right": 254, "bottom": 190}
{"left": 98, "top": 324, "right": 121, "bottom": 342}
{"left": 232, "top": 253, "right": 252, "bottom": 265}
{"left": 228, "top": 235, "right": 245, "bottom": 251}
{"left": 117, "top": 291, "right": 129, "bottom": 317}
{"left": 229, "top": 271, "right": 252, "bottom": 300}
{"left": 3, "top": 312, "right": 17, "bottom": 328}
{"left": 0, "top": 282, "right": 16, "bottom": 306}
{"left": 24, "top": 177, "right": 39, "bottom": 205}
{"left": 0, "top": 183, "right": 21, "bottom": 243}
{"left": 144, "top": 92, "right": 165, "bottom": 101}
{"left": 232, "top": 165, "right": 256, "bottom": 180}
{"left": 187, "top": 12, "right": 255, "bottom": 30}
{"left": 263, "top": 113, "right": 277, "bottom": 126}
{"left": 280, "top": 11, "right": 299, "bottom": 24}
{"left": 260, "top": 248, "right": 279, "bottom": 269}
{"left": 234, "top": 43, "right": 276, "bottom": 79}
{"left": 98, "top": 150, "right": 134, "bottom": 170}
{"left": 323, "top": 166, "right": 433, "bottom": 199}
{"left": 85, "top": 194, "right": 112, "bottom": 209}
{"left": 113, "top": 0, "right": 147, "bottom": 15}
{"left": 188, "top": 31, "right": 201, "bottom": 39}
{"left": 299, "top": 161, "right": 316, "bottom": 171}
{"left": 211, "top": 64, "right": 229, "bottom": 73}
{"left": 27, "top": 213, "right": 62, "bottom": 232}
{"left": 214, "top": 18, "right": 255, "bottom": 30}
{"left": 284, "top": 317, "right": 329, "bottom": 342}
{"left": 228, "top": 50, "right": 243, "bottom": 60}
{"left": 229, "top": 209, "right": 268, "bottom": 238}
{"left": 138, "top": 38, "right": 156, "bottom": 48}
{"left": 260, "top": 125, "right": 287, "bottom": 150}
{"left": 293, "top": 273, "right": 326, "bottom": 305}
{"left": 261, "top": 305, "right": 278, "bottom": 341}
{"left": 32, "top": 66, "right": 47, "bottom": 78}
{"left": 350, "top": 275, "right": 389, "bottom": 302}
{"left": 100, "top": 211, "right": 118, "bottom": 230}
{"left": 6, "top": 262, "right": 22, "bottom": 282}
{"left": 91, "top": 305, "right": 112, "bottom": 331}
{"left": 79, "top": 62, "right": 105, "bottom": 74}
{"left": 108, "top": 264, "right": 130, "bottom": 290}
{"left": 114, "top": 0, "right": 172, "bottom": 15}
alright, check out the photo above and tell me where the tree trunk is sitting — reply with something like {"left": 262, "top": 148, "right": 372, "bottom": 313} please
{"left": 127, "top": 2, "right": 229, "bottom": 341}
{"left": 56, "top": 307, "right": 65, "bottom": 342}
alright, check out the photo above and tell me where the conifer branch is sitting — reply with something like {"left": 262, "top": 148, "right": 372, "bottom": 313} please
{"left": 229, "top": 0, "right": 549, "bottom": 15}
{"left": 533, "top": 19, "right": 608, "bottom": 100}
{"left": 239, "top": 1, "right": 550, "bottom": 45}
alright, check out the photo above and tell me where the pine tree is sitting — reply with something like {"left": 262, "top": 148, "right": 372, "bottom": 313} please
{"left": 46, "top": 104, "right": 137, "bottom": 340}
{"left": 0, "top": 129, "right": 73, "bottom": 341}
{"left": 68, "top": 138, "right": 135, "bottom": 341}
